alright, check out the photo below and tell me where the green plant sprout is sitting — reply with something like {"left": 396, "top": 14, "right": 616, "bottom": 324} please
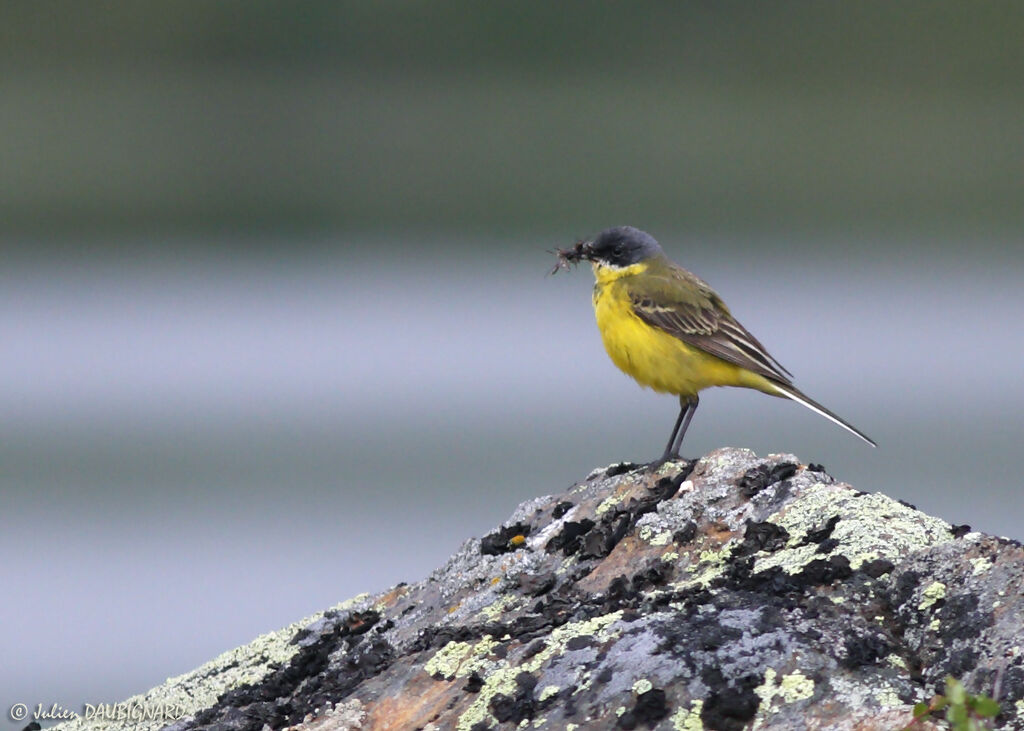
{"left": 904, "top": 677, "right": 1001, "bottom": 731}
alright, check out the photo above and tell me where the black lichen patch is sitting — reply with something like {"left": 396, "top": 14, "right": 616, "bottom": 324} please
{"left": 950, "top": 523, "right": 972, "bottom": 538}
{"left": 580, "top": 513, "right": 633, "bottom": 560}
{"left": 653, "top": 605, "right": 744, "bottom": 658}
{"left": 995, "top": 664, "right": 1024, "bottom": 711}
{"left": 343, "top": 610, "right": 379, "bottom": 635}
{"left": 714, "top": 552, "right": 852, "bottom": 598}
{"left": 522, "top": 639, "right": 546, "bottom": 659}
{"left": 799, "top": 555, "right": 853, "bottom": 585}
{"left": 413, "top": 624, "right": 489, "bottom": 652}
{"left": 841, "top": 630, "right": 892, "bottom": 669}
{"left": 942, "top": 647, "right": 980, "bottom": 679}
{"left": 546, "top": 519, "right": 597, "bottom": 556}
{"left": 489, "top": 671, "right": 537, "bottom": 724}
{"left": 547, "top": 473, "right": 691, "bottom": 561}
{"left": 893, "top": 570, "right": 922, "bottom": 609}
{"left": 815, "top": 538, "right": 840, "bottom": 554}
{"left": 606, "top": 462, "right": 640, "bottom": 477}
{"left": 481, "top": 522, "right": 532, "bottom": 556}
{"left": 631, "top": 559, "right": 671, "bottom": 592}
{"left": 617, "top": 688, "right": 669, "bottom": 729}
{"left": 652, "top": 466, "right": 695, "bottom": 500}
{"left": 566, "top": 634, "right": 597, "bottom": 651}
{"left": 552, "top": 501, "right": 574, "bottom": 519}
{"left": 936, "top": 593, "right": 993, "bottom": 641}
{"left": 861, "top": 558, "right": 895, "bottom": 579}
{"left": 463, "top": 671, "right": 485, "bottom": 693}
{"left": 806, "top": 462, "right": 828, "bottom": 474}
{"left": 737, "top": 461, "right": 798, "bottom": 499}
{"left": 700, "top": 672, "right": 761, "bottom": 731}
{"left": 673, "top": 520, "right": 698, "bottom": 544}
{"left": 801, "top": 515, "right": 841, "bottom": 546}
{"left": 189, "top": 610, "right": 391, "bottom": 730}
{"left": 735, "top": 520, "right": 791, "bottom": 557}
{"left": 605, "top": 576, "right": 641, "bottom": 610}
{"left": 517, "top": 570, "right": 557, "bottom": 597}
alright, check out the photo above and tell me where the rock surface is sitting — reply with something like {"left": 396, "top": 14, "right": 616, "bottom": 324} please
{"left": 53, "top": 448, "right": 1024, "bottom": 731}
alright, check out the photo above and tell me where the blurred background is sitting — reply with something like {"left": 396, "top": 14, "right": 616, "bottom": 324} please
{"left": 2, "top": 1, "right": 1023, "bottom": 723}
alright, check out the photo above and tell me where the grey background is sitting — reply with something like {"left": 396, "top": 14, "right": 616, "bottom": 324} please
{"left": 2, "top": 2, "right": 1022, "bottom": 724}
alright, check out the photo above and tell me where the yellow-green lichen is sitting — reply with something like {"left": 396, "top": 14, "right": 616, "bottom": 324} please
{"left": 874, "top": 685, "right": 902, "bottom": 708}
{"left": 661, "top": 551, "right": 680, "bottom": 562}
{"left": 970, "top": 556, "right": 992, "bottom": 575}
{"left": 633, "top": 678, "right": 653, "bottom": 695}
{"left": 751, "top": 544, "right": 820, "bottom": 575}
{"left": 886, "top": 654, "right": 907, "bottom": 669}
{"left": 425, "top": 636, "right": 500, "bottom": 680}
{"left": 539, "top": 685, "right": 560, "bottom": 702}
{"left": 638, "top": 524, "right": 672, "bottom": 545}
{"left": 671, "top": 699, "right": 704, "bottom": 731}
{"left": 929, "top": 618, "right": 941, "bottom": 631}
{"left": 478, "top": 593, "right": 520, "bottom": 622}
{"left": 756, "top": 668, "right": 814, "bottom": 715}
{"left": 616, "top": 706, "right": 627, "bottom": 716}
{"left": 650, "top": 530, "right": 673, "bottom": 546}
{"left": 1015, "top": 699, "right": 1024, "bottom": 719}
{"left": 655, "top": 461, "right": 686, "bottom": 478}
{"left": 51, "top": 594, "right": 372, "bottom": 731}
{"left": 573, "top": 670, "right": 593, "bottom": 696}
{"left": 597, "top": 493, "right": 625, "bottom": 516}
{"left": 456, "top": 611, "right": 624, "bottom": 731}
{"left": 750, "top": 484, "right": 952, "bottom": 577}
{"left": 674, "top": 547, "right": 731, "bottom": 589}
{"left": 778, "top": 671, "right": 814, "bottom": 702}
{"left": 918, "top": 581, "right": 946, "bottom": 610}
{"left": 425, "top": 641, "right": 474, "bottom": 679}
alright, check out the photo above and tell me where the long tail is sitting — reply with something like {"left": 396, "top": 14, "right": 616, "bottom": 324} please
{"left": 770, "top": 382, "right": 877, "bottom": 448}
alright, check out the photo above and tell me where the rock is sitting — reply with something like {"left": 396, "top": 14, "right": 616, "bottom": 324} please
{"left": 53, "top": 448, "right": 1024, "bottom": 731}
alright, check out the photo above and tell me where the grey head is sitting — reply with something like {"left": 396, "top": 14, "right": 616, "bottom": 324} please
{"left": 585, "top": 226, "right": 664, "bottom": 268}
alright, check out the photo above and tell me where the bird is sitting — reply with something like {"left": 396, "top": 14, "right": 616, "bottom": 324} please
{"left": 552, "top": 225, "right": 875, "bottom": 461}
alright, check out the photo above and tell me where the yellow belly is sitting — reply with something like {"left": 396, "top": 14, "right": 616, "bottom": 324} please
{"left": 593, "top": 283, "right": 765, "bottom": 397}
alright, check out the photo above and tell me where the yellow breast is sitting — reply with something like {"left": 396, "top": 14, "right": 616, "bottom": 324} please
{"left": 592, "top": 265, "right": 756, "bottom": 397}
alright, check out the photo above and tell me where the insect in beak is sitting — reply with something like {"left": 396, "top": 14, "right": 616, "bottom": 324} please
{"left": 548, "top": 240, "right": 593, "bottom": 275}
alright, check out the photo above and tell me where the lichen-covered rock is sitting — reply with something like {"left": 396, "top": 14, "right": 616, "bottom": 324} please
{"left": 52, "top": 448, "right": 1024, "bottom": 731}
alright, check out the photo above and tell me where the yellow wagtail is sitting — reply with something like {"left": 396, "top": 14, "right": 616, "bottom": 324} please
{"left": 552, "top": 226, "right": 875, "bottom": 460}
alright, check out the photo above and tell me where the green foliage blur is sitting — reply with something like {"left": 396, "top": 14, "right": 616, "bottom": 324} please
{"left": 3, "top": 2, "right": 1023, "bottom": 244}
{"left": 906, "top": 677, "right": 1001, "bottom": 731}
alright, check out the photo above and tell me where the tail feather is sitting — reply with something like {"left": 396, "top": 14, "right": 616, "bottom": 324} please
{"left": 770, "top": 382, "right": 877, "bottom": 448}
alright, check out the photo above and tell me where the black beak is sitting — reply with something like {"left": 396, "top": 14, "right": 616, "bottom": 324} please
{"left": 564, "top": 240, "right": 594, "bottom": 263}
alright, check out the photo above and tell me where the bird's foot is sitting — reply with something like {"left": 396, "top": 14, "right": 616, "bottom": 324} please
{"left": 644, "top": 454, "right": 690, "bottom": 473}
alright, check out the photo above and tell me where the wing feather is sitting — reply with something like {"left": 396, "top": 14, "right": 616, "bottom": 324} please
{"left": 629, "top": 267, "right": 795, "bottom": 384}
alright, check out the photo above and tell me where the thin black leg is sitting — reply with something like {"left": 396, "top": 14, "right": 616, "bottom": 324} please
{"left": 661, "top": 397, "right": 691, "bottom": 461}
{"left": 668, "top": 395, "right": 699, "bottom": 459}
